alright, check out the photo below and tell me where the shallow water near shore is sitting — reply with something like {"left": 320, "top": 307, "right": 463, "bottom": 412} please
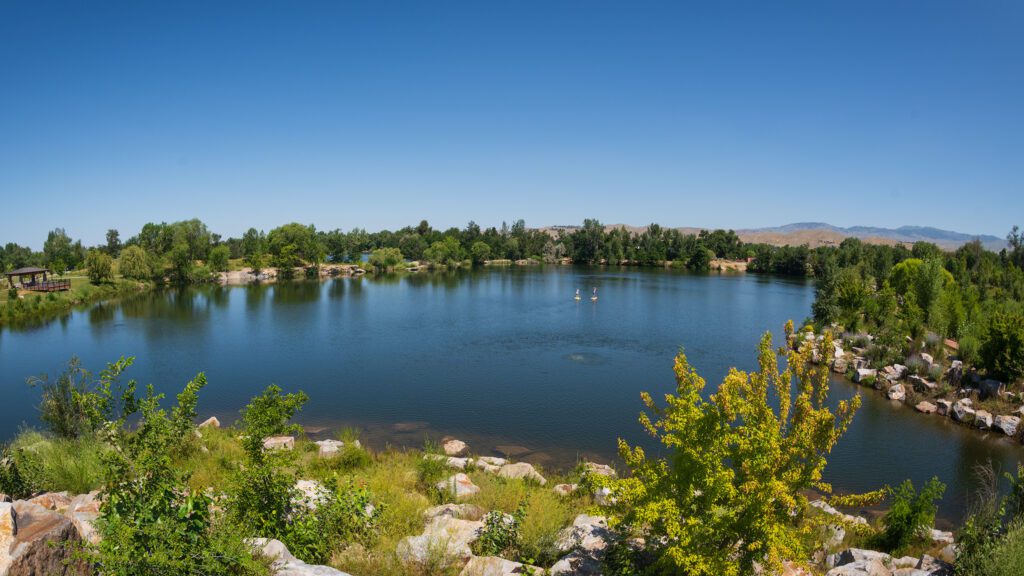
{"left": 1, "top": 266, "right": 1020, "bottom": 520}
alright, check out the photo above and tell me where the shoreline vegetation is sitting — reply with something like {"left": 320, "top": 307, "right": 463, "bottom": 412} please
{"left": 6, "top": 328, "right": 1022, "bottom": 575}
{"left": 3, "top": 219, "right": 1022, "bottom": 441}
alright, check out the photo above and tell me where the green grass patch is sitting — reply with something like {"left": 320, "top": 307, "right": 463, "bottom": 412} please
{"left": 5, "top": 429, "right": 106, "bottom": 495}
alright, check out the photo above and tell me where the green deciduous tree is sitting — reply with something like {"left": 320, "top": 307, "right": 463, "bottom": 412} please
{"left": 85, "top": 249, "right": 114, "bottom": 284}
{"left": 118, "top": 245, "right": 151, "bottom": 280}
{"left": 612, "top": 324, "right": 862, "bottom": 575}
{"left": 980, "top": 311, "right": 1024, "bottom": 383}
{"left": 208, "top": 245, "right": 230, "bottom": 273}
{"left": 873, "top": 477, "right": 946, "bottom": 553}
{"left": 470, "top": 241, "right": 492, "bottom": 265}
{"left": 105, "top": 229, "right": 122, "bottom": 257}
{"left": 368, "top": 247, "right": 403, "bottom": 271}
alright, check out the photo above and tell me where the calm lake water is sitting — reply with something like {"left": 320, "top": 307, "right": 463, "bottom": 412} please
{"left": 1, "top": 267, "right": 1020, "bottom": 520}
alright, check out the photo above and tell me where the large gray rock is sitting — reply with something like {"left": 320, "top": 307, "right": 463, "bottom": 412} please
{"left": 263, "top": 436, "right": 295, "bottom": 450}
{"left": 460, "top": 556, "right": 543, "bottom": 575}
{"left": 396, "top": 515, "right": 484, "bottom": 564}
{"left": 945, "top": 361, "right": 964, "bottom": 386}
{"left": 423, "top": 503, "right": 484, "bottom": 521}
{"left": 917, "top": 554, "right": 953, "bottom": 575}
{"left": 887, "top": 383, "right": 906, "bottom": 401}
{"left": 198, "top": 416, "right": 221, "bottom": 428}
{"left": 825, "top": 560, "right": 891, "bottom": 576}
{"left": 0, "top": 502, "right": 14, "bottom": 575}
{"left": 2, "top": 500, "right": 88, "bottom": 576}
{"left": 443, "top": 439, "right": 470, "bottom": 457}
{"left": 810, "top": 500, "right": 869, "bottom": 526}
{"left": 833, "top": 358, "right": 849, "bottom": 374}
{"left": 436, "top": 473, "right": 481, "bottom": 499}
{"left": 556, "top": 514, "right": 610, "bottom": 553}
{"left": 553, "top": 483, "right": 578, "bottom": 496}
{"left": 908, "top": 375, "right": 936, "bottom": 392}
{"left": 474, "top": 456, "right": 507, "bottom": 473}
{"left": 497, "top": 462, "right": 547, "bottom": 485}
{"left": 994, "top": 415, "right": 1020, "bottom": 436}
{"left": 26, "top": 492, "right": 72, "bottom": 513}
{"left": 833, "top": 548, "right": 892, "bottom": 567}
{"left": 250, "top": 538, "right": 353, "bottom": 576}
{"left": 582, "top": 462, "right": 616, "bottom": 478}
{"left": 550, "top": 550, "right": 604, "bottom": 575}
{"left": 853, "top": 369, "right": 877, "bottom": 384}
{"left": 550, "top": 514, "right": 610, "bottom": 575}
{"left": 952, "top": 400, "right": 975, "bottom": 423}
{"left": 935, "top": 400, "right": 953, "bottom": 416}
{"left": 66, "top": 491, "right": 101, "bottom": 545}
{"left": 293, "top": 480, "right": 331, "bottom": 510}
{"left": 314, "top": 439, "right": 345, "bottom": 458}
{"left": 974, "top": 410, "right": 993, "bottom": 430}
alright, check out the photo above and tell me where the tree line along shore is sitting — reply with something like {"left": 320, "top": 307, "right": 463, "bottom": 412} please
{"left": 4, "top": 326, "right": 1023, "bottom": 575}
{"left": 3, "top": 219, "right": 1023, "bottom": 389}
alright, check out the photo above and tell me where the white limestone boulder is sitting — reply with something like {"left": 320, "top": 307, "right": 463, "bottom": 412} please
{"left": 314, "top": 439, "right": 345, "bottom": 458}
{"left": 886, "top": 383, "right": 906, "bottom": 401}
{"left": 443, "top": 439, "right": 470, "bottom": 457}
{"left": 396, "top": 515, "right": 484, "bottom": 564}
{"left": 994, "top": 415, "right": 1020, "bottom": 436}
{"left": 497, "top": 462, "right": 547, "bottom": 485}
{"left": 460, "top": 555, "right": 544, "bottom": 576}
{"left": 436, "top": 473, "right": 481, "bottom": 499}
{"left": 263, "top": 436, "right": 295, "bottom": 451}
{"left": 198, "top": 416, "right": 221, "bottom": 429}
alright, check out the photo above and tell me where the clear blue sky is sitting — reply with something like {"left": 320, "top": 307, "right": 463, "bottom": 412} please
{"left": 2, "top": 1, "right": 1021, "bottom": 248}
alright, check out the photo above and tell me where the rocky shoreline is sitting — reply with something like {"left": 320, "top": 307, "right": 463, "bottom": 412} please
{"left": 804, "top": 329, "right": 1024, "bottom": 446}
{"left": 2, "top": 420, "right": 962, "bottom": 576}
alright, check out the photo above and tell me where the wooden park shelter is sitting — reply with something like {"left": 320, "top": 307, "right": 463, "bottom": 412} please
{"left": 4, "top": 267, "right": 70, "bottom": 292}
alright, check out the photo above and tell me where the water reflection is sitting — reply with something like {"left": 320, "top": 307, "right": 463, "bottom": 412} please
{"left": 0, "top": 268, "right": 1019, "bottom": 521}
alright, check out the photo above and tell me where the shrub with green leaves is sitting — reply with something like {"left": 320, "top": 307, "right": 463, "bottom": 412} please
{"left": 228, "top": 385, "right": 381, "bottom": 564}
{"left": 27, "top": 356, "right": 138, "bottom": 440}
{"left": 873, "top": 477, "right": 945, "bottom": 553}
{"left": 957, "top": 464, "right": 1024, "bottom": 576}
{"left": 239, "top": 384, "right": 308, "bottom": 461}
{"left": 473, "top": 502, "right": 526, "bottom": 560}
{"left": 88, "top": 369, "right": 265, "bottom": 575}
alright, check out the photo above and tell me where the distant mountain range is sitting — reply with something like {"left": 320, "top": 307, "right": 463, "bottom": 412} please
{"left": 548, "top": 222, "right": 1006, "bottom": 251}
{"left": 738, "top": 223, "right": 1006, "bottom": 251}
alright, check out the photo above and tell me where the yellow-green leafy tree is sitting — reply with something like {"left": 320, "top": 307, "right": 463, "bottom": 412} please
{"left": 613, "top": 322, "right": 863, "bottom": 575}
